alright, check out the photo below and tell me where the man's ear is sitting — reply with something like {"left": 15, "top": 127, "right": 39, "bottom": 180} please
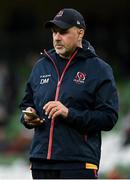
{"left": 78, "top": 29, "right": 85, "bottom": 40}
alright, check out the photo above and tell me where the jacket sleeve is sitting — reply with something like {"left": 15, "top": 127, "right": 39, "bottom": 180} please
{"left": 19, "top": 74, "right": 36, "bottom": 129}
{"left": 66, "top": 64, "right": 119, "bottom": 134}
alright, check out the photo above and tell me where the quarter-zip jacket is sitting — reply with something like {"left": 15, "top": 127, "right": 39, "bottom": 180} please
{"left": 19, "top": 40, "right": 119, "bottom": 166}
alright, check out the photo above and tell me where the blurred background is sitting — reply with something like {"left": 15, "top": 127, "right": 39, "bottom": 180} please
{"left": 0, "top": 0, "right": 130, "bottom": 179}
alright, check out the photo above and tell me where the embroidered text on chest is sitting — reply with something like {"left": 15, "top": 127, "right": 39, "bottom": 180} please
{"left": 40, "top": 74, "right": 51, "bottom": 84}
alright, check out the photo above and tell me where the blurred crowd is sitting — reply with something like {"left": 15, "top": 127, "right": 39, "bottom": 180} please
{"left": 0, "top": 61, "right": 17, "bottom": 149}
{"left": 0, "top": 55, "right": 36, "bottom": 155}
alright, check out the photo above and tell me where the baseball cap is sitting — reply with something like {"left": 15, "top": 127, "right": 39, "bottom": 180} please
{"left": 45, "top": 8, "right": 86, "bottom": 30}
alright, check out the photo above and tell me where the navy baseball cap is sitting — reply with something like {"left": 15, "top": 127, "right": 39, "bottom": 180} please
{"left": 45, "top": 8, "right": 86, "bottom": 30}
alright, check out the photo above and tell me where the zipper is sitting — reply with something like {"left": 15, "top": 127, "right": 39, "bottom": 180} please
{"left": 44, "top": 49, "right": 79, "bottom": 159}
{"left": 47, "top": 81, "right": 60, "bottom": 159}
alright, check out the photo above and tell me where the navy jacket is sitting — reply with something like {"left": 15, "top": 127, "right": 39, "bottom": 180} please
{"left": 19, "top": 40, "right": 119, "bottom": 166}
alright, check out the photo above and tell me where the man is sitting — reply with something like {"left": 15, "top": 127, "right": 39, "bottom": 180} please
{"left": 19, "top": 8, "right": 119, "bottom": 179}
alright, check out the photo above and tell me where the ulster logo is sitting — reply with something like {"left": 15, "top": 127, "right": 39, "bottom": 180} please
{"left": 56, "top": 10, "right": 64, "bottom": 17}
{"left": 73, "top": 72, "right": 86, "bottom": 84}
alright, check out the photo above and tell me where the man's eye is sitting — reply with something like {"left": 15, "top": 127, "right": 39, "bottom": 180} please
{"left": 59, "top": 30, "right": 67, "bottom": 34}
{"left": 52, "top": 29, "right": 68, "bottom": 35}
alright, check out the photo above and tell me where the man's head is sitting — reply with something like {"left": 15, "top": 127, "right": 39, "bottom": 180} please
{"left": 45, "top": 8, "right": 86, "bottom": 59}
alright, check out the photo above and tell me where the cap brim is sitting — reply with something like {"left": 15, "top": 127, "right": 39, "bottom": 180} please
{"left": 45, "top": 20, "right": 72, "bottom": 29}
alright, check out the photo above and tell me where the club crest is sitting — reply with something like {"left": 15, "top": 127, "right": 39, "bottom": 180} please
{"left": 73, "top": 72, "right": 86, "bottom": 84}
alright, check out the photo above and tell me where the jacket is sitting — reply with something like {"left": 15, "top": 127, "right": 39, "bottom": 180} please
{"left": 19, "top": 40, "right": 119, "bottom": 166}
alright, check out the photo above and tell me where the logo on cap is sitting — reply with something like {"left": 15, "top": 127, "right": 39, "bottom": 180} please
{"left": 56, "top": 10, "right": 64, "bottom": 17}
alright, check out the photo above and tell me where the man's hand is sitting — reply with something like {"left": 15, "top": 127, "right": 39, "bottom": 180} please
{"left": 43, "top": 101, "right": 69, "bottom": 120}
{"left": 23, "top": 107, "right": 45, "bottom": 126}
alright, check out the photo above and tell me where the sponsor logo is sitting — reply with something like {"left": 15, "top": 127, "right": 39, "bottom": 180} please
{"left": 77, "top": 20, "right": 81, "bottom": 25}
{"left": 40, "top": 74, "right": 51, "bottom": 84}
{"left": 73, "top": 72, "right": 86, "bottom": 84}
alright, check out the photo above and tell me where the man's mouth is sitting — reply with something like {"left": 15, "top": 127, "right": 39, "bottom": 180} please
{"left": 55, "top": 45, "right": 64, "bottom": 49}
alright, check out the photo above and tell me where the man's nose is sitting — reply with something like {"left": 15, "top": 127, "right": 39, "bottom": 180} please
{"left": 54, "top": 32, "right": 62, "bottom": 40}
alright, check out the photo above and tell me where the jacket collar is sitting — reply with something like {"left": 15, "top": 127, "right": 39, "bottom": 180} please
{"left": 44, "top": 39, "right": 97, "bottom": 60}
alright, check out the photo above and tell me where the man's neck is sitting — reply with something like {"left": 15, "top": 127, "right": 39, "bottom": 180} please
{"left": 59, "top": 54, "right": 71, "bottom": 60}
{"left": 60, "top": 46, "right": 82, "bottom": 59}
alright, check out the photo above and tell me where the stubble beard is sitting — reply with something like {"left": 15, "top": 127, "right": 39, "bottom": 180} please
{"left": 55, "top": 47, "right": 70, "bottom": 59}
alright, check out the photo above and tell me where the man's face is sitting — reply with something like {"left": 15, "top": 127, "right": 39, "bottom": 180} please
{"left": 52, "top": 26, "right": 84, "bottom": 58}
